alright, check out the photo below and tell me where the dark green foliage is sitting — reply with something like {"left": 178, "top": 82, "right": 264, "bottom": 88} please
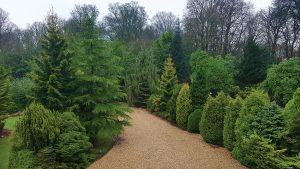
{"left": 223, "top": 96, "right": 243, "bottom": 151}
{"left": 263, "top": 58, "right": 300, "bottom": 106}
{"left": 250, "top": 103, "right": 285, "bottom": 145}
{"left": 10, "top": 78, "right": 34, "bottom": 111}
{"left": 35, "top": 147, "right": 57, "bottom": 168}
{"left": 282, "top": 88, "right": 300, "bottom": 155}
{"left": 16, "top": 103, "right": 60, "bottom": 152}
{"left": 233, "top": 90, "right": 270, "bottom": 164}
{"left": 190, "top": 51, "right": 234, "bottom": 108}
{"left": 176, "top": 84, "right": 192, "bottom": 129}
{"left": 152, "top": 32, "right": 173, "bottom": 71}
{"left": 190, "top": 70, "right": 206, "bottom": 108}
{"left": 200, "top": 92, "right": 230, "bottom": 145}
{"left": 238, "top": 36, "right": 271, "bottom": 86}
{"left": 187, "top": 109, "right": 202, "bottom": 133}
{"left": 155, "top": 57, "right": 178, "bottom": 112}
{"left": 71, "top": 8, "right": 130, "bottom": 140}
{"left": 31, "top": 12, "right": 76, "bottom": 111}
{"left": 0, "top": 66, "right": 12, "bottom": 114}
{"left": 170, "top": 20, "right": 189, "bottom": 82}
{"left": 166, "top": 84, "right": 182, "bottom": 123}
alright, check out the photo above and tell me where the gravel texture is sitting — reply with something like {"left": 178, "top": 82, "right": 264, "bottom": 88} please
{"left": 88, "top": 108, "right": 247, "bottom": 169}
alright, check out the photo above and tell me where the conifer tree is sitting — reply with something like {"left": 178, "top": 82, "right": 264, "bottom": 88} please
{"left": 156, "top": 56, "right": 178, "bottom": 112}
{"left": 171, "top": 19, "right": 189, "bottom": 82}
{"left": 233, "top": 90, "right": 270, "bottom": 165}
{"left": 238, "top": 36, "right": 270, "bottom": 86}
{"left": 72, "top": 7, "right": 130, "bottom": 140}
{"left": 200, "top": 92, "right": 230, "bottom": 145}
{"left": 136, "top": 48, "right": 158, "bottom": 108}
{"left": 0, "top": 66, "right": 11, "bottom": 132}
{"left": 176, "top": 84, "right": 192, "bottom": 129}
{"left": 31, "top": 11, "right": 75, "bottom": 111}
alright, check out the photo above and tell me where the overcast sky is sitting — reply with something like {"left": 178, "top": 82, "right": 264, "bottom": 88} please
{"left": 0, "top": 0, "right": 272, "bottom": 29}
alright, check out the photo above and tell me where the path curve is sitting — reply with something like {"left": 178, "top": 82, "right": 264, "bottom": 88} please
{"left": 88, "top": 108, "right": 247, "bottom": 169}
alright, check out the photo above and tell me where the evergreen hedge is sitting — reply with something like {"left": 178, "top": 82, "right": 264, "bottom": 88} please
{"left": 223, "top": 96, "right": 243, "bottom": 151}
{"left": 200, "top": 92, "right": 230, "bottom": 145}
{"left": 187, "top": 109, "right": 202, "bottom": 133}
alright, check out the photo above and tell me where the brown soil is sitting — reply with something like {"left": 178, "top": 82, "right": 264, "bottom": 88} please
{"left": 88, "top": 108, "right": 247, "bottom": 169}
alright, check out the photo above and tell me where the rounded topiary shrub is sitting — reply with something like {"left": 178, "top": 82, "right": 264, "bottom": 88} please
{"left": 223, "top": 96, "right": 243, "bottom": 151}
{"left": 200, "top": 92, "right": 230, "bottom": 145}
{"left": 176, "top": 84, "right": 192, "bottom": 129}
{"left": 263, "top": 58, "right": 300, "bottom": 106}
{"left": 187, "top": 109, "right": 202, "bottom": 133}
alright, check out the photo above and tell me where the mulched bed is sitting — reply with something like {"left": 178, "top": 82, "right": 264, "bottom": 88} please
{"left": 0, "top": 129, "right": 11, "bottom": 138}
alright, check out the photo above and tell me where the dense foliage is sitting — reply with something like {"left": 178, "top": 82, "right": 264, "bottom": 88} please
{"left": 223, "top": 96, "right": 243, "bottom": 151}
{"left": 190, "top": 51, "right": 234, "bottom": 108}
{"left": 233, "top": 90, "right": 270, "bottom": 165}
{"left": 166, "top": 84, "right": 182, "bottom": 123}
{"left": 282, "top": 88, "right": 300, "bottom": 155}
{"left": 200, "top": 92, "right": 230, "bottom": 145}
{"left": 30, "top": 12, "right": 76, "bottom": 112}
{"left": 187, "top": 109, "right": 202, "bottom": 133}
{"left": 237, "top": 36, "right": 271, "bottom": 86}
{"left": 10, "top": 78, "right": 34, "bottom": 111}
{"left": 176, "top": 84, "right": 192, "bottom": 129}
{"left": 151, "top": 57, "right": 177, "bottom": 113}
{"left": 263, "top": 58, "right": 300, "bottom": 106}
{"left": 11, "top": 103, "right": 92, "bottom": 168}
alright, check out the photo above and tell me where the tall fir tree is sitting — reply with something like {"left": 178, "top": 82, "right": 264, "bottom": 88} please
{"left": 72, "top": 7, "right": 130, "bottom": 141}
{"left": 170, "top": 19, "right": 189, "bottom": 82}
{"left": 238, "top": 36, "right": 270, "bottom": 86}
{"left": 31, "top": 11, "right": 76, "bottom": 111}
{"left": 157, "top": 56, "right": 178, "bottom": 112}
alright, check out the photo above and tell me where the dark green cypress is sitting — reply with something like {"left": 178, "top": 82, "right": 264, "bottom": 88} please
{"left": 170, "top": 19, "right": 189, "bottom": 82}
{"left": 238, "top": 36, "right": 270, "bottom": 86}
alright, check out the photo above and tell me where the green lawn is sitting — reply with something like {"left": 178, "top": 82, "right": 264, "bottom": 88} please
{"left": 0, "top": 116, "right": 20, "bottom": 169}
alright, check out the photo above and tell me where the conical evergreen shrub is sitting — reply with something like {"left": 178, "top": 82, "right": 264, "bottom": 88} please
{"left": 176, "top": 84, "right": 192, "bottom": 129}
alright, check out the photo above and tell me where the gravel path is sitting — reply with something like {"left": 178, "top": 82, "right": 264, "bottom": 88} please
{"left": 88, "top": 108, "right": 247, "bottom": 169}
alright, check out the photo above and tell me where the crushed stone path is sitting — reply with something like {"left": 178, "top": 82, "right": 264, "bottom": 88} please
{"left": 88, "top": 108, "right": 247, "bottom": 169}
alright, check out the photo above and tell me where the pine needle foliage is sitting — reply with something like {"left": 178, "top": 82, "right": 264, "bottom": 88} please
{"left": 72, "top": 9, "right": 130, "bottom": 140}
{"left": 156, "top": 56, "right": 178, "bottom": 112}
{"left": 31, "top": 11, "right": 76, "bottom": 111}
